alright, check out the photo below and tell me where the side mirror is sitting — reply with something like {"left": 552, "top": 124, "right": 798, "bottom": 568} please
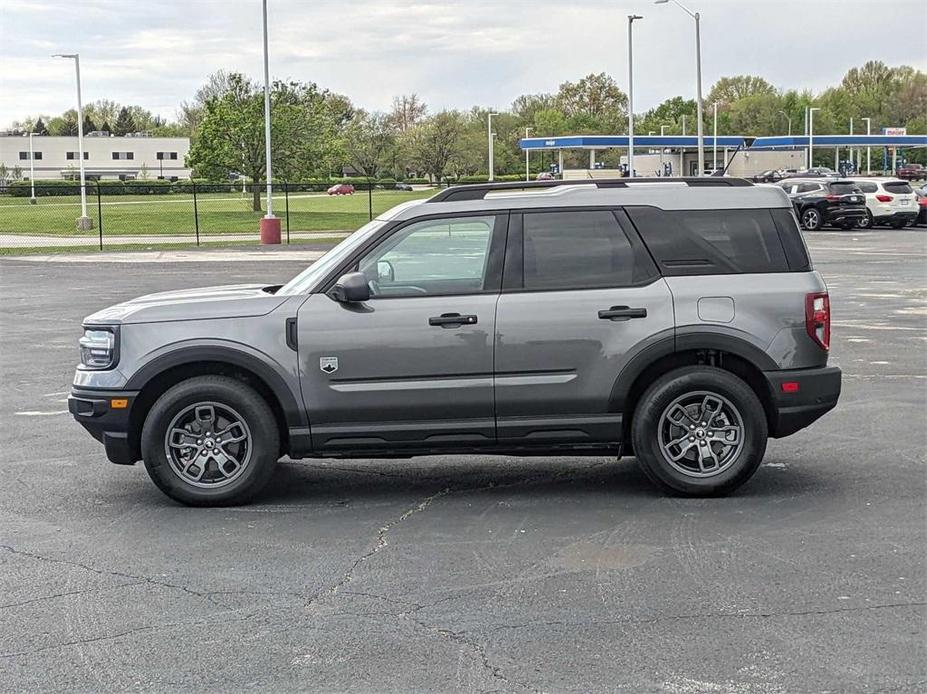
{"left": 328, "top": 272, "right": 370, "bottom": 303}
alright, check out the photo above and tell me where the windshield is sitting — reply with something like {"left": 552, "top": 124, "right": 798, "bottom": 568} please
{"left": 278, "top": 219, "right": 387, "bottom": 295}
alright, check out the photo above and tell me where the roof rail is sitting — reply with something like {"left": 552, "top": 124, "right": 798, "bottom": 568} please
{"left": 428, "top": 177, "right": 753, "bottom": 203}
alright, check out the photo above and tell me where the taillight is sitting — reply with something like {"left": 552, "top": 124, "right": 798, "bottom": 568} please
{"left": 824, "top": 194, "right": 842, "bottom": 201}
{"left": 876, "top": 194, "right": 893, "bottom": 202}
{"left": 805, "top": 292, "right": 831, "bottom": 351}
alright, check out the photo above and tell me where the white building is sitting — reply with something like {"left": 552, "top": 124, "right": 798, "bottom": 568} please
{"left": 0, "top": 133, "right": 191, "bottom": 181}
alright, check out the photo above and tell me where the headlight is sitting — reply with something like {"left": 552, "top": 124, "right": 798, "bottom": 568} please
{"left": 79, "top": 328, "right": 118, "bottom": 369}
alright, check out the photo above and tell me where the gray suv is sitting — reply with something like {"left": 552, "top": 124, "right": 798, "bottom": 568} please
{"left": 70, "top": 178, "right": 841, "bottom": 506}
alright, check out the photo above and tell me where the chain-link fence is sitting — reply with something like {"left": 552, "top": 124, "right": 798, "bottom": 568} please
{"left": 0, "top": 180, "right": 434, "bottom": 254}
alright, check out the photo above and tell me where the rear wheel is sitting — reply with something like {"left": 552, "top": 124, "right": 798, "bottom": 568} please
{"left": 857, "top": 210, "right": 873, "bottom": 229}
{"left": 631, "top": 366, "right": 768, "bottom": 497}
{"left": 800, "top": 207, "right": 823, "bottom": 231}
{"left": 141, "top": 376, "right": 279, "bottom": 506}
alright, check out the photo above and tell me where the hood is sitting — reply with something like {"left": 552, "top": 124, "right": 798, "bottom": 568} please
{"left": 84, "top": 284, "right": 289, "bottom": 325}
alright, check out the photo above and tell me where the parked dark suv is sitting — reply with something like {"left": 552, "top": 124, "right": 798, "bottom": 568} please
{"left": 70, "top": 178, "right": 842, "bottom": 505}
{"left": 778, "top": 178, "right": 867, "bottom": 230}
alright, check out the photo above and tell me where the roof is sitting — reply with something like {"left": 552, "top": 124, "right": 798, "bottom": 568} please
{"left": 393, "top": 178, "right": 791, "bottom": 221}
{"left": 518, "top": 134, "right": 927, "bottom": 151}
{"left": 519, "top": 135, "right": 746, "bottom": 150}
{"left": 751, "top": 134, "right": 927, "bottom": 149}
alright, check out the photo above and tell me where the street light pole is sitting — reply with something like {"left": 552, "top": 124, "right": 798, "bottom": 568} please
{"left": 524, "top": 126, "right": 533, "bottom": 182}
{"left": 52, "top": 53, "right": 90, "bottom": 229}
{"left": 862, "top": 117, "right": 871, "bottom": 174}
{"left": 259, "top": 0, "right": 280, "bottom": 243}
{"left": 778, "top": 110, "right": 791, "bottom": 136}
{"left": 487, "top": 112, "right": 498, "bottom": 181}
{"left": 627, "top": 14, "right": 643, "bottom": 178}
{"left": 28, "top": 132, "right": 36, "bottom": 203}
{"left": 712, "top": 101, "right": 718, "bottom": 172}
{"left": 808, "top": 107, "right": 820, "bottom": 169}
{"left": 656, "top": 0, "right": 704, "bottom": 176}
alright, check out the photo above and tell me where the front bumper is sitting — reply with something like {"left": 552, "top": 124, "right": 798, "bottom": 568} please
{"left": 763, "top": 366, "right": 841, "bottom": 438}
{"left": 69, "top": 387, "right": 140, "bottom": 464}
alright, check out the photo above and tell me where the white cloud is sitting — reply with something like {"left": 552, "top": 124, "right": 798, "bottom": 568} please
{"left": 1, "top": 0, "right": 925, "bottom": 127}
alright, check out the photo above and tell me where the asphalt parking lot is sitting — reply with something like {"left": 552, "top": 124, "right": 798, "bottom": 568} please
{"left": 1, "top": 232, "right": 925, "bottom": 693}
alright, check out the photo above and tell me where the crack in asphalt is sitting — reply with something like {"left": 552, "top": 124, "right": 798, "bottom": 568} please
{"left": 489, "top": 600, "right": 927, "bottom": 633}
{"left": 0, "top": 613, "right": 256, "bottom": 659}
{"left": 0, "top": 580, "right": 147, "bottom": 610}
{"left": 0, "top": 544, "right": 231, "bottom": 608}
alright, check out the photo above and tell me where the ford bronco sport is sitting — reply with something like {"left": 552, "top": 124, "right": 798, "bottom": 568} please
{"left": 70, "top": 178, "right": 842, "bottom": 506}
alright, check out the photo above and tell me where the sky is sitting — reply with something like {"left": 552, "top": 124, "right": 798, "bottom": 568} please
{"left": 1, "top": 0, "right": 926, "bottom": 128}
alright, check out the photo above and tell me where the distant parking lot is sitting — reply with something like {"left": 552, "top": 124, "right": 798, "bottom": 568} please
{"left": 0, "top": 231, "right": 924, "bottom": 692}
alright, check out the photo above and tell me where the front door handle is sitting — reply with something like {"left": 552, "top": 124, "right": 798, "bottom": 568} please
{"left": 428, "top": 313, "right": 478, "bottom": 327}
{"left": 598, "top": 306, "right": 647, "bottom": 321}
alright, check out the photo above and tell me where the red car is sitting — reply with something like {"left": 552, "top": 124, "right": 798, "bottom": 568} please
{"left": 896, "top": 163, "right": 925, "bottom": 181}
{"left": 916, "top": 189, "right": 927, "bottom": 226}
{"left": 327, "top": 183, "right": 355, "bottom": 195}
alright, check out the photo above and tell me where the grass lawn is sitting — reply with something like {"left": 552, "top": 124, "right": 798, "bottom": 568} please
{"left": 0, "top": 189, "right": 434, "bottom": 237}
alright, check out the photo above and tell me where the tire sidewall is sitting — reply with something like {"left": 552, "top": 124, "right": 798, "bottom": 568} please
{"left": 141, "top": 377, "right": 279, "bottom": 506}
{"left": 801, "top": 207, "right": 822, "bottom": 231}
{"left": 631, "top": 366, "right": 768, "bottom": 496}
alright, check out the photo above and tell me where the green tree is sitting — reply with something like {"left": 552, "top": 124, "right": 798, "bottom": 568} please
{"left": 555, "top": 72, "right": 628, "bottom": 133}
{"left": 343, "top": 111, "right": 395, "bottom": 178}
{"left": 81, "top": 114, "right": 97, "bottom": 134}
{"left": 114, "top": 107, "right": 136, "bottom": 135}
{"left": 32, "top": 117, "right": 48, "bottom": 135}
{"left": 406, "top": 110, "right": 465, "bottom": 182}
{"left": 708, "top": 75, "right": 776, "bottom": 105}
{"left": 187, "top": 72, "right": 342, "bottom": 210}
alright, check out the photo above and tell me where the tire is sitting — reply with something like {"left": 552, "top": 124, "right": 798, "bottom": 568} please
{"left": 839, "top": 221, "right": 856, "bottom": 230}
{"left": 800, "top": 207, "right": 823, "bottom": 231}
{"left": 630, "top": 366, "right": 768, "bottom": 497}
{"left": 857, "top": 211, "right": 873, "bottom": 229}
{"left": 141, "top": 376, "right": 280, "bottom": 506}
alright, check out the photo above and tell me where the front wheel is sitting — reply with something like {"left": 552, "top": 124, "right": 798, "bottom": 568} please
{"left": 801, "top": 207, "right": 823, "bottom": 231}
{"left": 857, "top": 211, "right": 873, "bottom": 229}
{"left": 631, "top": 366, "right": 768, "bottom": 497}
{"left": 140, "top": 376, "right": 280, "bottom": 506}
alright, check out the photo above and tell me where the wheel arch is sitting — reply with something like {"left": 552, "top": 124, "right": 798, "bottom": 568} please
{"left": 612, "top": 332, "right": 777, "bottom": 450}
{"left": 125, "top": 346, "right": 304, "bottom": 459}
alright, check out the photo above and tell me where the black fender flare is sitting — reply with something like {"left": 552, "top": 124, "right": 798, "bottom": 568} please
{"left": 609, "top": 327, "right": 778, "bottom": 412}
{"left": 125, "top": 344, "right": 306, "bottom": 427}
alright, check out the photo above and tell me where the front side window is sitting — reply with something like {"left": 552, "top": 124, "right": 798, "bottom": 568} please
{"left": 358, "top": 216, "right": 496, "bottom": 298}
{"left": 520, "top": 210, "right": 654, "bottom": 291}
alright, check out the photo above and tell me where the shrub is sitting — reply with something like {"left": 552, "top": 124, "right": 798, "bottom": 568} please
{"left": 6, "top": 180, "right": 85, "bottom": 197}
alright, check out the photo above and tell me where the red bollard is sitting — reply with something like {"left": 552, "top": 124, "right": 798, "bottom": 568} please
{"left": 260, "top": 216, "right": 281, "bottom": 245}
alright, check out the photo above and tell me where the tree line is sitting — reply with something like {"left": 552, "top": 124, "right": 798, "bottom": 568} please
{"left": 8, "top": 60, "right": 925, "bottom": 209}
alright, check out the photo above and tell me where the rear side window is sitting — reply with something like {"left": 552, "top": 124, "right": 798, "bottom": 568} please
{"left": 518, "top": 210, "right": 657, "bottom": 290}
{"left": 858, "top": 182, "right": 878, "bottom": 193}
{"left": 884, "top": 181, "right": 913, "bottom": 194}
{"left": 770, "top": 208, "right": 812, "bottom": 272}
{"left": 626, "top": 207, "right": 790, "bottom": 275}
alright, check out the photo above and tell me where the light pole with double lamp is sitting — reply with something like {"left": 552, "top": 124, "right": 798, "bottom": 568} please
{"left": 52, "top": 53, "right": 91, "bottom": 230}
{"left": 655, "top": 0, "right": 704, "bottom": 176}
{"left": 627, "top": 14, "right": 643, "bottom": 177}
{"left": 487, "top": 112, "right": 498, "bottom": 181}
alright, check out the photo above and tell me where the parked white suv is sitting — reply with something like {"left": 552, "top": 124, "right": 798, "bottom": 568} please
{"left": 849, "top": 178, "right": 919, "bottom": 229}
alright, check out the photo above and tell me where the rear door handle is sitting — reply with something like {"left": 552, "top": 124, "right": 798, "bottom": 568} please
{"left": 428, "top": 312, "right": 478, "bottom": 327}
{"left": 598, "top": 306, "right": 647, "bottom": 321}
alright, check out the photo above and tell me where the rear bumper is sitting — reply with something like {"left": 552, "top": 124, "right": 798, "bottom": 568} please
{"left": 763, "top": 366, "right": 842, "bottom": 438}
{"left": 873, "top": 210, "right": 918, "bottom": 225}
{"left": 823, "top": 206, "right": 867, "bottom": 225}
{"left": 69, "top": 388, "right": 139, "bottom": 465}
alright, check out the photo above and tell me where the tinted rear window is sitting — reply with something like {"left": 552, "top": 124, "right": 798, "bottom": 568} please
{"left": 626, "top": 207, "right": 791, "bottom": 275}
{"left": 828, "top": 182, "right": 860, "bottom": 194}
{"left": 520, "top": 210, "right": 657, "bottom": 290}
{"left": 884, "top": 181, "right": 913, "bottom": 194}
{"left": 858, "top": 182, "right": 878, "bottom": 193}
